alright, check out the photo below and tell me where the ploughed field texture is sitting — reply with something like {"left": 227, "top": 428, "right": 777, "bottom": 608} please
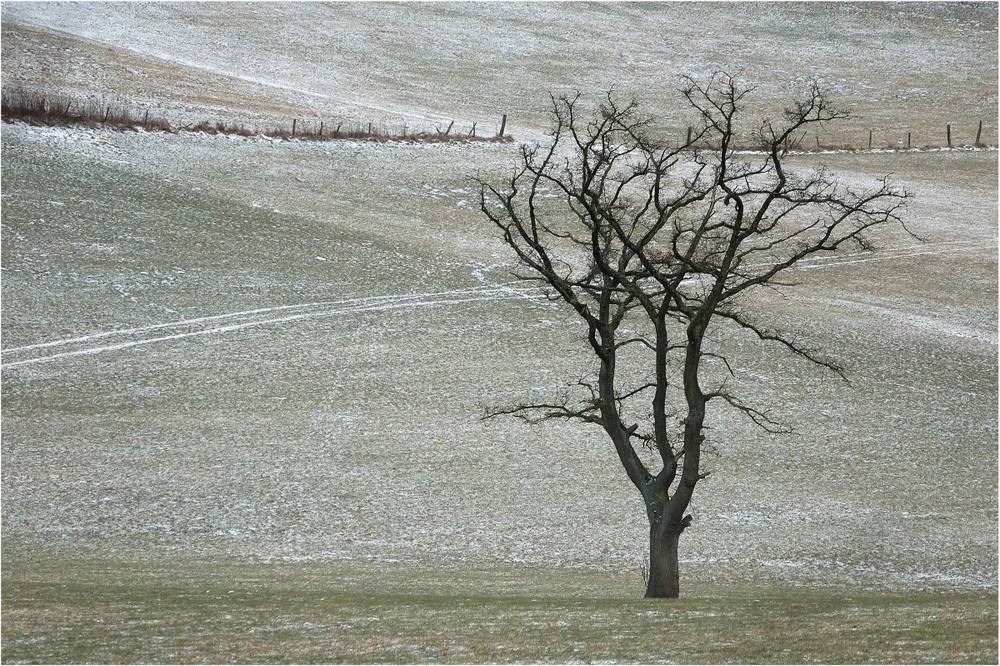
{"left": 1, "top": 4, "right": 997, "bottom": 659}
{"left": 2, "top": 2, "right": 997, "bottom": 146}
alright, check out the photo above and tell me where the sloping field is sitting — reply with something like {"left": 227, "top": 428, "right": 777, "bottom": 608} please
{"left": 2, "top": 2, "right": 997, "bottom": 662}
{"left": 2, "top": 2, "right": 997, "bottom": 144}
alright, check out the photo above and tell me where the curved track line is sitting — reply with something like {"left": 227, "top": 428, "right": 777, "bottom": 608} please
{"left": 795, "top": 240, "right": 990, "bottom": 270}
{"left": 2, "top": 284, "right": 544, "bottom": 369}
{"left": 2, "top": 283, "right": 524, "bottom": 355}
{"left": 7, "top": 238, "right": 987, "bottom": 368}
{"left": 824, "top": 297, "right": 997, "bottom": 345}
{"left": 2, "top": 301, "right": 340, "bottom": 355}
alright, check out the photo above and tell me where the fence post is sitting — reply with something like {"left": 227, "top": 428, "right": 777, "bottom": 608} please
{"left": 686, "top": 126, "right": 692, "bottom": 145}
{"left": 368, "top": 122, "right": 373, "bottom": 135}
{"left": 499, "top": 114, "right": 507, "bottom": 138}
{"left": 907, "top": 132, "right": 911, "bottom": 149}
{"left": 292, "top": 119, "right": 297, "bottom": 137}
{"left": 947, "top": 124, "right": 952, "bottom": 147}
{"left": 976, "top": 120, "right": 983, "bottom": 146}
{"left": 868, "top": 129, "right": 873, "bottom": 149}
{"left": 320, "top": 121, "right": 324, "bottom": 137}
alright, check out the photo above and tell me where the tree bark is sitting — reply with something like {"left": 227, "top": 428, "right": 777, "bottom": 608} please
{"left": 645, "top": 519, "right": 682, "bottom": 598}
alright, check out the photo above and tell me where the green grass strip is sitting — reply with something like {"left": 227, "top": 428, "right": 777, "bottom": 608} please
{"left": 2, "top": 555, "right": 996, "bottom": 664}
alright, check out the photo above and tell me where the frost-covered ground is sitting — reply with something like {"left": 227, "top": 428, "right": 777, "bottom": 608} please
{"left": 3, "top": 2, "right": 997, "bottom": 144}
{"left": 1, "top": 3, "right": 997, "bottom": 594}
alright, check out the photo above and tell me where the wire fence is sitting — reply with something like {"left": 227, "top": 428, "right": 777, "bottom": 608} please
{"left": 2, "top": 87, "right": 994, "bottom": 152}
{"left": 0, "top": 88, "right": 513, "bottom": 144}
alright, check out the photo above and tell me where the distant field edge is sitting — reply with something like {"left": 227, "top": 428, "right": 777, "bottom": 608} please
{"left": 3, "top": 87, "right": 997, "bottom": 153}
{"left": 2, "top": 553, "right": 996, "bottom": 664}
{"left": 0, "top": 87, "right": 515, "bottom": 145}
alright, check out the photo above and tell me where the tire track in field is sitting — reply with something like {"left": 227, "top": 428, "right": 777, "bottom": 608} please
{"left": 822, "top": 296, "right": 997, "bottom": 345}
{"left": 794, "top": 238, "right": 989, "bottom": 271}
{"left": 4, "top": 238, "right": 988, "bottom": 369}
{"left": 2, "top": 283, "right": 544, "bottom": 369}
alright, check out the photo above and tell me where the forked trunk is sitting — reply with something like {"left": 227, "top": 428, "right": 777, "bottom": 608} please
{"left": 645, "top": 521, "right": 682, "bottom": 598}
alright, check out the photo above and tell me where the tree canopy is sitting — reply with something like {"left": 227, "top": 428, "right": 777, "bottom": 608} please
{"left": 476, "top": 72, "right": 912, "bottom": 597}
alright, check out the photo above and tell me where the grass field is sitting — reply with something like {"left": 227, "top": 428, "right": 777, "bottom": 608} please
{"left": 2, "top": 555, "right": 996, "bottom": 664}
{"left": 2, "top": 2, "right": 997, "bottom": 664}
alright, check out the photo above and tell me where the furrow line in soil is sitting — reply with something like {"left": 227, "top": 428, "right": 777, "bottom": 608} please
{"left": 1, "top": 284, "right": 544, "bottom": 368}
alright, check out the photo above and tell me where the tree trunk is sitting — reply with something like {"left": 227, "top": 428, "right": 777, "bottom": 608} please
{"left": 645, "top": 521, "right": 682, "bottom": 598}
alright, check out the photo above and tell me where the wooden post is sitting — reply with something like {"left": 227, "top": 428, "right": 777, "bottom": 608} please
{"left": 103, "top": 106, "right": 110, "bottom": 123}
{"left": 499, "top": 114, "right": 507, "bottom": 138}
{"left": 947, "top": 123, "right": 952, "bottom": 147}
{"left": 686, "top": 126, "right": 692, "bottom": 145}
{"left": 868, "top": 129, "right": 873, "bottom": 149}
{"left": 976, "top": 120, "right": 983, "bottom": 146}
{"left": 292, "top": 119, "right": 297, "bottom": 137}
{"left": 368, "top": 122, "right": 373, "bottom": 135}
{"left": 907, "top": 132, "right": 911, "bottom": 149}
{"left": 319, "top": 121, "right": 324, "bottom": 137}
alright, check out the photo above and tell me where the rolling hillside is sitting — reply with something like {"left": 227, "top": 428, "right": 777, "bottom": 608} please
{"left": 2, "top": 0, "right": 996, "bottom": 608}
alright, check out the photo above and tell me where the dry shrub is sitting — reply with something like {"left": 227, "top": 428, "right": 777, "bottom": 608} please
{"left": 2, "top": 87, "right": 173, "bottom": 133}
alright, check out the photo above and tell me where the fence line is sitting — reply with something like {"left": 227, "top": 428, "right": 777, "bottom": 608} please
{"left": 686, "top": 123, "right": 997, "bottom": 153}
{"left": 0, "top": 88, "right": 514, "bottom": 144}
{"left": 2, "top": 88, "right": 993, "bottom": 152}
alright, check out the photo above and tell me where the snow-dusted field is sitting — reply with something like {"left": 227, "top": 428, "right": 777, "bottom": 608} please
{"left": 3, "top": 2, "right": 997, "bottom": 144}
{"left": 1, "top": 3, "right": 997, "bottom": 594}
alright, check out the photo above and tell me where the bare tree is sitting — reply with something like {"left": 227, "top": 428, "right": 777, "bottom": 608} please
{"left": 475, "top": 72, "right": 912, "bottom": 598}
